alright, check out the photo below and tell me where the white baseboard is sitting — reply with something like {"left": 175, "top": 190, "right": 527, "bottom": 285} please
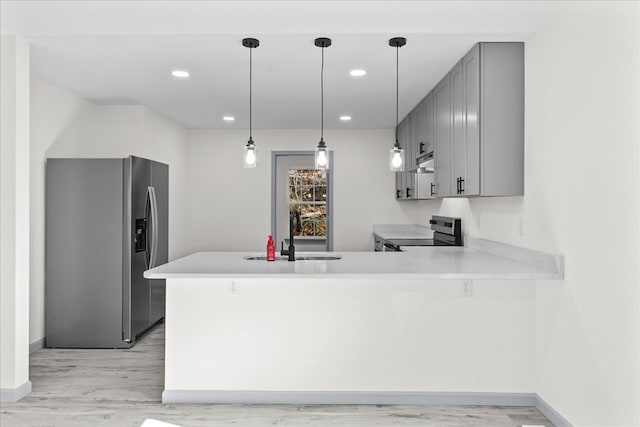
{"left": 29, "top": 337, "right": 45, "bottom": 354}
{"left": 535, "top": 394, "right": 572, "bottom": 427}
{"left": 0, "top": 381, "right": 32, "bottom": 403}
{"left": 162, "top": 390, "right": 536, "bottom": 406}
{"left": 163, "top": 389, "right": 573, "bottom": 425}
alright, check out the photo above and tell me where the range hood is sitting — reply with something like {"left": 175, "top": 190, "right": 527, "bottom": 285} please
{"left": 408, "top": 151, "right": 434, "bottom": 174}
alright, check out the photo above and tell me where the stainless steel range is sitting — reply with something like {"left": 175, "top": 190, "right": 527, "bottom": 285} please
{"left": 378, "top": 216, "right": 462, "bottom": 252}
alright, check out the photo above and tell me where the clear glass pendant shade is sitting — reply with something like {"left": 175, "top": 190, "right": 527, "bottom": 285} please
{"left": 389, "top": 146, "right": 404, "bottom": 172}
{"left": 243, "top": 141, "right": 257, "bottom": 168}
{"left": 315, "top": 144, "right": 329, "bottom": 170}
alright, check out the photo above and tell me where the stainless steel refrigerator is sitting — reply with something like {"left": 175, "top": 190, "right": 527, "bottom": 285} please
{"left": 45, "top": 156, "right": 168, "bottom": 348}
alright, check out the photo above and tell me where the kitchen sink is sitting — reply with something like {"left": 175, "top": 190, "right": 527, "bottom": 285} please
{"left": 244, "top": 255, "right": 342, "bottom": 261}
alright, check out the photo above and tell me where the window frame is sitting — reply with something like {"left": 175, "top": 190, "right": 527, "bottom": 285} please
{"left": 271, "top": 151, "right": 334, "bottom": 251}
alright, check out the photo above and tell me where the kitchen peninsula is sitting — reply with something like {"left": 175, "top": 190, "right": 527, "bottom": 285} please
{"left": 145, "top": 240, "right": 563, "bottom": 405}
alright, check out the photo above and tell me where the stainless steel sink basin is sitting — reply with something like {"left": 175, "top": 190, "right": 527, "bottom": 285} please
{"left": 297, "top": 256, "right": 342, "bottom": 261}
{"left": 244, "top": 255, "right": 342, "bottom": 261}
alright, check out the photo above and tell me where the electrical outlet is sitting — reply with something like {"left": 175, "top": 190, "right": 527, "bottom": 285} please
{"left": 227, "top": 279, "right": 240, "bottom": 296}
{"left": 462, "top": 280, "right": 473, "bottom": 297}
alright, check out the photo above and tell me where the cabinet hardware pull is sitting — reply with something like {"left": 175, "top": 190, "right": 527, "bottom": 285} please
{"left": 396, "top": 189, "right": 401, "bottom": 199}
{"left": 419, "top": 142, "right": 425, "bottom": 154}
{"left": 456, "top": 177, "right": 460, "bottom": 194}
{"left": 460, "top": 178, "right": 465, "bottom": 193}
{"left": 406, "top": 187, "right": 411, "bottom": 198}
{"left": 430, "top": 182, "right": 435, "bottom": 197}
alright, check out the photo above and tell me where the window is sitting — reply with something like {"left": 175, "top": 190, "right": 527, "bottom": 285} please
{"left": 288, "top": 169, "right": 327, "bottom": 237}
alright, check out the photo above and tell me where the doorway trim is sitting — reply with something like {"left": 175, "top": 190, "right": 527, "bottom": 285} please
{"left": 271, "top": 151, "right": 334, "bottom": 252}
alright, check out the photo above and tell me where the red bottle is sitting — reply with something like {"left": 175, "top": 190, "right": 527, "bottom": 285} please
{"left": 266, "top": 235, "right": 275, "bottom": 261}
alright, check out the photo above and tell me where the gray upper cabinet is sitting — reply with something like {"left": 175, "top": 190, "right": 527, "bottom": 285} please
{"left": 434, "top": 72, "right": 453, "bottom": 197}
{"left": 396, "top": 101, "right": 434, "bottom": 201}
{"left": 395, "top": 42, "right": 524, "bottom": 200}
{"left": 450, "top": 42, "right": 523, "bottom": 196}
{"left": 476, "top": 42, "right": 524, "bottom": 196}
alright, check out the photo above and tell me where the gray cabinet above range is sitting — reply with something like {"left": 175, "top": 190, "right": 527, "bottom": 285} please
{"left": 395, "top": 103, "right": 436, "bottom": 201}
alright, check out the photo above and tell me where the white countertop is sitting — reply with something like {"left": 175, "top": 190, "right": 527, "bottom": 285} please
{"left": 372, "top": 224, "right": 434, "bottom": 240}
{"left": 144, "top": 246, "right": 563, "bottom": 280}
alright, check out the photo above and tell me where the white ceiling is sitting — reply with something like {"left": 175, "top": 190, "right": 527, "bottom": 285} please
{"left": 1, "top": 1, "right": 549, "bottom": 129}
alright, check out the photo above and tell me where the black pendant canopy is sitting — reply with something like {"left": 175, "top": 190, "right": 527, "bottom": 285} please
{"left": 389, "top": 37, "right": 407, "bottom": 48}
{"left": 242, "top": 38, "right": 260, "bottom": 49}
{"left": 314, "top": 37, "right": 332, "bottom": 48}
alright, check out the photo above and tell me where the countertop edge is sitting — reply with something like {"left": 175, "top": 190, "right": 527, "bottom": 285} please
{"left": 144, "top": 238, "right": 565, "bottom": 281}
{"left": 145, "top": 272, "right": 563, "bottom": 280}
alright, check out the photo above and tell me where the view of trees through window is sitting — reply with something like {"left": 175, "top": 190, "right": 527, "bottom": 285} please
{"left": 288, "top": 169, "right": 327, "bottom": 237}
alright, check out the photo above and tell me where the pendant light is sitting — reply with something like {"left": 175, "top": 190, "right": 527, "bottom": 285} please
{"left": 389, "top": 37, "right": 406, "bottom": 172}
{"left": 315, "top": 37, "right": 331, "bottom": 170}
{"left": 242, "top": 38, "right": 259, "bottom": 168}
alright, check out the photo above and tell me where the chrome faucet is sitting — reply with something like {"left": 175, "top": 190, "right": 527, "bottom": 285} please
{"left": 281, "top": 209, "right": 302, "bottom": 261}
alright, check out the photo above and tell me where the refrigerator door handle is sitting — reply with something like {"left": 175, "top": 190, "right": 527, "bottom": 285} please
{"left": 148, "top": 186, "right": 159, "bottom": 269}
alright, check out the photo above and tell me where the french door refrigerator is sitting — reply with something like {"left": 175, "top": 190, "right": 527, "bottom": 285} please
{"left": 45, "top": 156, "right": 168, "bottom": 348}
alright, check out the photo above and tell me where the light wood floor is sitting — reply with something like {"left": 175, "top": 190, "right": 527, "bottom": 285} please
{"left": 1, "top": 324, "right": 553, "bottom": 427}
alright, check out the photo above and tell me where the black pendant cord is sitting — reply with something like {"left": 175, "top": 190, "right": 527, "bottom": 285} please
{"left": 395, "top": 44, "right": 399, "bottom": 146}
{"left": 320, "top": 45, "right": 325, "bottom": 141}
{"left": 249, "top": 45, "right": 253, "bottom": 141}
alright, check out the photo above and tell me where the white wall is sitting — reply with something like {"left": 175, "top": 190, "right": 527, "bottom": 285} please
{"left": 142, "top": 108, "right": 190, "bottom": 261}
{"left": 529, "top": 3, "right": 639, "bottom": 425}
{"left": 187, "top": 129, "right": 438, "bottom": 252}
{"left": 0, "top": 35, "right": 31, "bottom": 399}
{"left": 415, "top": 2, "right": 640, "bottom": 424}
{"left": 29, "top": 79, "right": 189, "bottom": 343}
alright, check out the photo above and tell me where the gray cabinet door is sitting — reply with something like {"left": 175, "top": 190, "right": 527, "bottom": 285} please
{"left": 463, "top": 44, "right": 480, "bottom": 196}
{"left": 416, "top": 99, "right": 427, "bottom": 158}
{"left": 402, "top": 117, "right": 415, "bottom": 199}
{"left": 479, "top": 42, "right": 524, "bottom": 196}
{"left": 409, "top": 107, "right": 419, "bottom": 165}
{"left": 451, "top": 59, "right": 465, "bottom": 196}
{"left": 423, "top": 92, "right": 435, "bottom": 155}
{"left": 434, "top": 73, "right": 453, "bottom": 197}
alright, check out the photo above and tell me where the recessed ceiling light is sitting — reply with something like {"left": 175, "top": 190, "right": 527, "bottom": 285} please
{"left": 223, "top": 116, "right": 235, "bottom": 122}
{"left": 340, "top": 116, "right": 352, "bottom": 121}
{"left": 349, "top": 69, "right": 367, "bottom": 77}
{"left": 171, "top": 70, "right": 190, "bottom": 78}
